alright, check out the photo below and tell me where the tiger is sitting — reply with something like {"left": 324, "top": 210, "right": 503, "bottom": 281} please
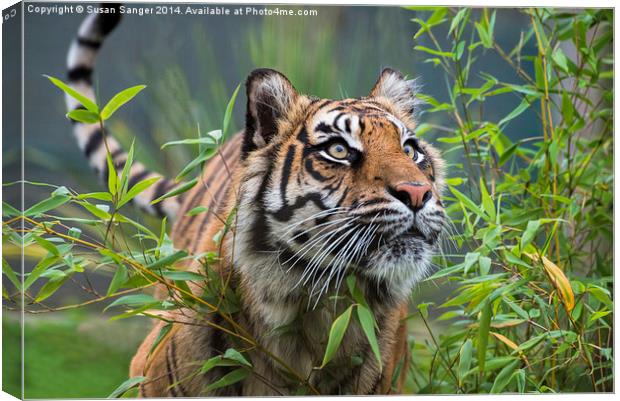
{"left": 64, "top": 4, "right": 446, "bottom": 396}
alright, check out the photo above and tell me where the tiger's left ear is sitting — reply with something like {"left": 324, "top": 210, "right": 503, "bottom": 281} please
{"left": 243, "top": 68, "right": 299, "bottom": 158}
{"left": 369, "top": 68, "right": 420, "bottom": 118}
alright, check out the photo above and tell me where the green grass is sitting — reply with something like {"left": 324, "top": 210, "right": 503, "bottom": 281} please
{"left": 3, "top": 311, "right": 149, "bottom": 398}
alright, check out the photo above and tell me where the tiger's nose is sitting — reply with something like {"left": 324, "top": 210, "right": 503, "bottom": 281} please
{"left": 391, "top": 182, "right": 432, "bottom": 211}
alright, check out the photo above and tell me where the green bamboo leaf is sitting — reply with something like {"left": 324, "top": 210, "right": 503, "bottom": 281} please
{"left": 498, "top": 99, "right": 529, "bottom": 127}
{"left": 108, "top": 376, "right": 146, "bottom": 398}
{"left": 24, "top": 195, "right": 71, "bottom": 216}
{"left": 222, "top": 84, "right": 241, "bottom": 140}
{"left": 520, "top": 220, "right": 541, "bottom": 250}
{"left": 320, "top": 305, "right": 353, "bottom": 368}
{"left": 106, "top": 152, "right": 118, "bottom": 196}
{"left": 490, "top": 360, "right": 519, "bottom": 393}
{"left": 100, "top": 85, "right": 146, "bottom": 120}
{"left": 477, "top": 302, "right": 492, "bottom": 373}
{"left": 479, "top": 179, "right": 496, "bottom": 221}
{"left": 107, "top": 262, "right": 128, "bottom": 296}
{"left": 45, "top": 74, "right": 99, "bottom": 113}
{"left": 458, "top": 339, "right": 473, "bottom": 383}
{"left": 105, "top": 294, "right": 159, "bottom": 311}
{"left": 450, "top": 187, "right": 485, "bottom": 217}
{"left": 479, "top": 256, "right": 492, "bottom": 275}
{"left": 23, "top": 255, "right": 59, "bottom": 290}
{"left": 161, "top": 137, "right": 217, "bottom": 149}
{"left": 204, "top": 368, "right": 249, "bottom": 393}
{"left": 77, "top": 192, "right": 113, "bottom": 202}
{"left": 223, "top": 348, "right": 252, "bottom": 368}
{"left": 66, "top": 109, "right": 100, "bottom": 124}
{"left": 151, "top": 179, "right": 198, "bottom": 205}
{"left": 414, "top": 45, "right": 453, "bottom": 58}
{"left": 3, "top": 201, "right": 20, "bottom": 217}
{"left": 35, "top": 273, "right": 72, "bottom": 302}
{"left": 118, "top": 176, "right": 160, "bottom": 208}
{"left": 2, "top": 258, "right": 21, "bottom": 291}
{"left": 186, "top": 206, "right": 209, "bottom": 217}
{"left": 175, "top": 147, "right": 218, "bottom": 182}
{"left": 356, "top": 305, "right": 382, "bottom": 372}
{"left": 552, "top": 48, "right": 569, "bottom": 72}
{"left": 119, "top": 140, "right": 135, "bottom": 196}
{"left": 148, "top": 323, "right": 173, "bottom": 356}
{"left": 146, "top": 250, "right": 188, "bottom": 271}
{"left": 161, "top": 271, "right": 207, "bottom": 281}
{"left": 475, "top": 22, "right": 492, "bottom": 48}
{"left": 33, "top": 236, "right": 60, "bottom": 256}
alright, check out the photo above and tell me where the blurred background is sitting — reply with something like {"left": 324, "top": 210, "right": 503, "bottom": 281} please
{"left": 3, "top": 3, "right": 540, "bottom": 397}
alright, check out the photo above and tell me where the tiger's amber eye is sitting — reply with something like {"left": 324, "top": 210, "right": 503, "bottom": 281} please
{"left": 327, "top": 143, "right": 349, "bottom": 159}
{"left": 403, "top": 143, "right": 417, "bottom": 160}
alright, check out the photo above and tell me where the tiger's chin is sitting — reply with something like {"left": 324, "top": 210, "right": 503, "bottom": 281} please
{"left": 360, "top": 234, "right": 436, "bottom": 302}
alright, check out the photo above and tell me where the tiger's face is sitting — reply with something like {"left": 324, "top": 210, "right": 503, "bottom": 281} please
{"left": 234, "top": 68, "right": 445, "bottom": 305}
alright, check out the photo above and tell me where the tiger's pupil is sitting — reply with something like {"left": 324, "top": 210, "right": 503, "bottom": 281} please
{"left": 328, "top": 143, "right": 349, "bottom": 159}
{"left": 404, "top": 144, "right": 416, "bottom": 160}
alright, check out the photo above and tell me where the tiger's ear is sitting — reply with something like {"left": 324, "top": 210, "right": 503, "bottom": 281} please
{"left": 243, "top": 68, "right": 298, "bottom": 156}
{"left": 369, "top": 68, "right": 420, "bottom": 118}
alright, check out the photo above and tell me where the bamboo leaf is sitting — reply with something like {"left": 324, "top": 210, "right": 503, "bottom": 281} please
{"left": 520, "top": 220, "right": 541, "bottom": 250}
{"left": 356, "top": 305, "right": 382, "bottom": 372}
{"left": 118, "top": 176, "right": 161, "bottom": 208}
{"left": 105, "top": 294, "right": 159, "bottom": 311}
{"left": 106, "top": 152, "right": 118, "bottom": 196}
{"left": 203, "top": 368, "right": 249, "bottom": 393}
{"left": 66, "top": 109, "right": 100, "bottom": 124}
{"left": 222, "top": 84, "right": 241, "bottom": 140}
{"left": 151, "top": 179, "right": 198, "bottom": 205}
{"left": 477, "top": 302, "right": 492, "bottom": 373}
{"left": 320, "top": 305, "right": 353, "bottom": 368}
{"left": 458, "top": 339, "right": 473, "bottom": 383}
{"left": 498, "top": 99, "right": 529, "bottom": 127}
{"left": 490, "top": 360, "right": 519, "bottom": 393}
{"left": 146, "top": 250, "right": 188, "bottom": 271}
{"left": 35, "top": 273, "right": 72, "bottom": 302}
{"left": 525, "top": 253, "right": 575, "bottom": 312}
{"left": 24, "top": 195, "right": 71, "bottom": 216}
{"left": 107, "top": 262, "right": 128, "bottom": 296}
{"left": 45, "top": 75, "right": 99, "bottom": 113}
{"left": 2, "top": 258, "right": 22, "bottom": 291}
{"left": 100, "top": 85, "right": 146, "bottom": 120}
{"left": 108, "top": 376, "right": 145, "bottom": 398}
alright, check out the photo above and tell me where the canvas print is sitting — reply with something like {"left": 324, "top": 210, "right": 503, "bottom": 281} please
{"left": 1, "top": 1, "right": 614, "bottom": 398}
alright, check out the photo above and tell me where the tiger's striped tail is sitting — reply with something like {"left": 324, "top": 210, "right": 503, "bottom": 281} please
{"left": 66, "top": 3, "right": 182, "bottom": 219}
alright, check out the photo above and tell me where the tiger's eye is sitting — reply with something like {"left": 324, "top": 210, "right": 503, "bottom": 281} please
{"left": 403, "top": 143, "right": 417, "bottom": 160}
{"left": 327, "top": 143, "right": 349, "bottom": 159}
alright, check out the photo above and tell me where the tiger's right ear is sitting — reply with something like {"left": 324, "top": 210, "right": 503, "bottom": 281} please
{"left": 243, "top": 68, "right": 298, "bottom": 157}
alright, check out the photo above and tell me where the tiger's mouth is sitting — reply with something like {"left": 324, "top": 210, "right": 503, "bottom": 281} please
{"left": 381, "top": 224, "right": 434, "bottom": 247}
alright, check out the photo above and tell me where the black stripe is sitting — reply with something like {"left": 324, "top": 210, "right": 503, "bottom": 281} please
{"left": 67, "top": 66, "right": 93, "bottom": 83}
{"left": 152, "top": 180, "right": 171, "bottom": 217}
{"left": 111, "top": 148, "right": 124, "bottom": 162}
{"left": 315, "top": 122, "right": 333, "bottom": 134}
{"left": 191, "top": 183, "right": 230, "bottom": 253}
{"left": 128, "top": 169, "right": 150, "bottom": 188}
{"left": 279, "top": 145, "right": 296, "bottom": 206}
{"left": 304, "top": 158, "right": 328, "bottom": 182}
{"left": 84, "top": 129, "right": 103, "bottom": 158}
{"left": 77, "top": 36, "right": 101, "bottom": 49}
{"left": 332, "top": 112, "right": 346, "bottom": 132}
{"left": 271, "top": 191, "right": 330, "bottom": 222}
{"left": 168, "top": 337, "right": 188, "bottom": 396}
{"left": 165, "top": 346, "right": 180, "bottom": 397}
{"left": 97, "top": 4, "right": 123, "bottom": 35}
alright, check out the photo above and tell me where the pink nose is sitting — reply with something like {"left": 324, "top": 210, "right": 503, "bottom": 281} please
{"left": 394, "top": 183, "right": 432, "bottom": 210}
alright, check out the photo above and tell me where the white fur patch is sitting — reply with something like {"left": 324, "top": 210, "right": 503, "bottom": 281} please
{"left": 372, "top": 71, "right": 422, "bottom": 118}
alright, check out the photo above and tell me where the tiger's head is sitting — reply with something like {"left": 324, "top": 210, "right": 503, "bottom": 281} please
{"left": 232, "top": 68, "right": 446, "bottom": 306}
